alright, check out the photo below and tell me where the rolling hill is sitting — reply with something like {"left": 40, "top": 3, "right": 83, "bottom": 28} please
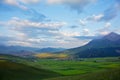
{"left": 58, "top": 32, "right": 120, "bottom": 58}
{"left": 0, "top": 60, "right": 61, "bottom": 80}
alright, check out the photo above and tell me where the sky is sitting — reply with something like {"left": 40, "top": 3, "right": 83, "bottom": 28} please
{"left": 0, "top": 0, "right": 120, "bottom": 48}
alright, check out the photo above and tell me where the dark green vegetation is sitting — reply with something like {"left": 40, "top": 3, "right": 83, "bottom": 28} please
{"left": 58, "top": 32, "right": 120, "bottom": 58}
{"left": 1, "top": 54, "right": 120, "bottom": 80}
{"left": 0, "top": 60, "right": 61, "bottom": 80}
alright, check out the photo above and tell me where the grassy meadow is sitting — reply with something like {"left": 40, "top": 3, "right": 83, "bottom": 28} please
{"left": 25, "top": 57, "right": 120, "bottom": 76}
{"left": 0, "top": 55, "right": 120, "bottom": 80}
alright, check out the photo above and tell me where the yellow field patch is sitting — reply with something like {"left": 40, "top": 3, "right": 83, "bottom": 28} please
{"left": 35, "top": 53, "right": 68, "bottom": 59}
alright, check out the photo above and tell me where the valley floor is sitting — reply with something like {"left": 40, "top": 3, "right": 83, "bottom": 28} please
{"left": 0, "top": 55, "right": 120, "bottom": 80}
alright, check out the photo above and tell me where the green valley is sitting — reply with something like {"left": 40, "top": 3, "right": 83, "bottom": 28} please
{"left": 0, "top": 54, "right": 120, "bottom": 80}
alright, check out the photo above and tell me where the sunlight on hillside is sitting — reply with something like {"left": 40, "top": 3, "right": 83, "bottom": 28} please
{"left": 35, "top": 53, "right": 68, "bottom": 59}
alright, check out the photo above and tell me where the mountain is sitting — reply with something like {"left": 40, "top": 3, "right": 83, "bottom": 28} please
{"left": 0, "top": 45, "right": 65, "bottom": 56}
{"left": 58, "top": 32, "right": 120, "bottom": 58}
{"left": 103, "top": 32, "right": 120, "bottom": 41}
{"left": 87, "top": 32, "right": 120, "bottom": 48}
{"left": 0, "top": 46, "right": 39, "bottom": 57}
{"left": 36, "top": 47, "right": 65, "bottom": 53}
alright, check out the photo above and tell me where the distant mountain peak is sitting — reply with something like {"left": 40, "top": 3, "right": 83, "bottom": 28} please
{"left": 103, "top": 32, "right": 120, "bottom": 41}
{"left": 108, "top": 32, "right": 119, "bottom": 36}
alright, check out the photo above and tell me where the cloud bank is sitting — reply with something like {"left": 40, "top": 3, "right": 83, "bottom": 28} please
{"left": 47, "top": 0, "right": 97, "bottom": 13}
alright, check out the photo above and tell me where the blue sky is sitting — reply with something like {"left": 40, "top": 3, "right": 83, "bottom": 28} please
{"left": 0, "top": 0, "right": 120, "bottom": 48}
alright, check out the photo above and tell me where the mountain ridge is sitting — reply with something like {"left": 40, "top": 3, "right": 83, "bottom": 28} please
{"left": 57, "top": 32, "right": 120, "bottom": 58}
{"left": 0, "top": 45, "right": 65, "bottom": 57}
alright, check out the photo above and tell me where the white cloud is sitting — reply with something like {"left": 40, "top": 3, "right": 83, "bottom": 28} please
{"left": 3, "top": 0, "right": 41, "bottom": 10}
{"left": 0, "top": 16, "right": 97, "bottom": 48}
{"left": 0, "top": 17, "right": 67, "bottom": 45}
{"left": 5, "top": 0, "right": 40, "bottom": 4}
{"left": 61, "top": 32, "right": 80, "bottom": 37}
{"left": 1, "top": 18, "right": 66, "bottom": 31}
{"left": 93, "top": 14, "right": 104, "bottom": 21}
{"left": 105, "top": 22, "right": 111, "bottom": 28}
{"left": 79, "top": 19, "right": 87, "bottom": 26}
{"left": 7, "top": 41, "right": 32, "bottom": 47}
{"left": 82, "top": 28, "right": 90, "bottom": 35}
{"left": 104, "top": 22, "right": 111, "bottom": 29}
{"left": 4, "top": 0, "right": 28, "bottom": 10}
{"left": 97, "top": 22, "right": 112, "bottom": 36}
{"left": 47, "top": 0, "right": 96, "bottom": 4}
{"left": 14, "top": 32, "right": 27, "bottom": 39}
{"left": 47, "top": 0, "right": 97, "bottom": 13}
{"left": 99, "top": 31, "right": 110, "bottom": 35}
{"left": 0, "top": 17, "right": 71, "bottom": 48}
{"left": 48, "top": 0, "right": 79, "bottom": 4}
{"left": 4, "top": 0, "right": 18, "bottom": 5}
{"left": 87, "top": 14, "right": 104, "bottom": 22}
{"left": 20, "top": 0, "right": 40, "bottom": 4}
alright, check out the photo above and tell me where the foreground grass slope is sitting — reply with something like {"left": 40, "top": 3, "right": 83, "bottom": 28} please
{"left": 45, "top": 68, "right": 120, "bottom": 80}
{"left": 0, "top": 60, "right": 61, "bottom": 80}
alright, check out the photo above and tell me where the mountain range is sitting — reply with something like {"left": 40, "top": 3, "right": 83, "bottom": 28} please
{"left": 0, "top": 32, "right": 120, "bottom": 58}
{"left": 57, "top": 32, "right": 120, "bottom": 58}
{"left": 0, "top": 45, "right": 65, "bottom": 56}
